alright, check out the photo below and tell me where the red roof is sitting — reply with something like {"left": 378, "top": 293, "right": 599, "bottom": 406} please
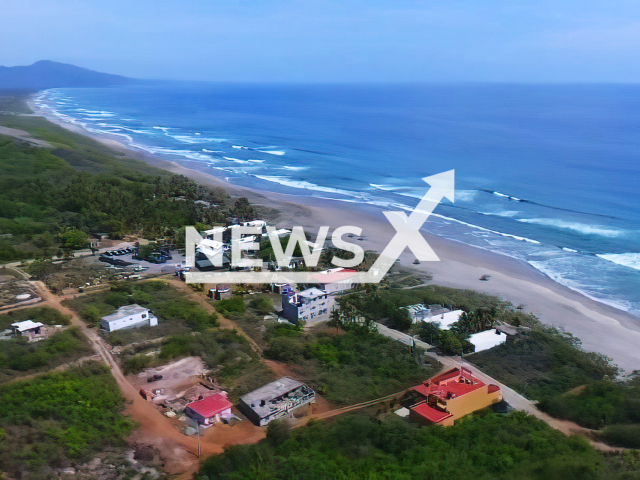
{"left": 412, "top": 367, "right": 489, "bottom": 400}
{"left": 186, "top": 393, "right": 232, "bottom": 418}
{"left": 411, "top": 402, "right": 453, "bottom": 424}
{"left": 311, "top": 268, "right": 357, "bottom": 284}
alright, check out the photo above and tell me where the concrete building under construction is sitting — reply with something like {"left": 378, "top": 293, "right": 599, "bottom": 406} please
{"left": 239, "top": 377, "right": 315, "bottom": 426}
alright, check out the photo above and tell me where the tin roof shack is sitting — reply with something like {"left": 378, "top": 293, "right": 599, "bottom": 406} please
{"left": 101, "top": 304, "right": 158, "bottom": 332}
{"left": 239, "top": 377, "right": 315, "bottom": 426}
{"left": 185, "top": 392, "right": 233, "bottom": 426}
{"left": 11, "top": 320, "right": 45, "bottom": 342}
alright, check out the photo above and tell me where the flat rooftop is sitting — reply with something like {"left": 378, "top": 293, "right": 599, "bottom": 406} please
{"left": 11, "top": 320, "right": 44, "bottom": 332}
{"left": 298, "top": 288, "right": 326, "bottom": 299}
{"left": 240, "top": 377, "right": 312, "bottom": 419}
{"left": 102, "top": 304, "right": 148, "bottom": 322}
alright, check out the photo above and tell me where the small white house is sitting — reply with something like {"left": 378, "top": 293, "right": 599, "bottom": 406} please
{"left": 469, "top": 329, "right": 508, "bottom": 352}
{"left": 425, "top": 309, "right": 464, "bottom": 330}
{"left": 101, "top": 304, "right": 158, "bottom": 332}
{"left": 11, "top": 320, "right": 45, "bottom": 342}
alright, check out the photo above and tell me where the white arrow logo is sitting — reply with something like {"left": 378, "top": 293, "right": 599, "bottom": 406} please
{"left": 364, "top": 170, "right": 454, "bottom": 281}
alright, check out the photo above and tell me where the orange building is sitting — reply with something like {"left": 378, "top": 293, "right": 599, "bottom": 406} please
{"left": 408, "top": 367, "right": 502, "bottom": 426}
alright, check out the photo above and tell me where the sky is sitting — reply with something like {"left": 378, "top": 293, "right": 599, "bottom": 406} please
{"left": 2, "top": 0, "right": 640, "bottom": 82}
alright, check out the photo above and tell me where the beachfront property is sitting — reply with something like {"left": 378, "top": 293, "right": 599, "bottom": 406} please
{"left": 101, "top": 304, "right": 158, "bottom": 332}
{"left": 407, "top": 367, "right": 501, "bottom": 426}
{"left": 10, "top": 320, "right": 46, "bottom": 342}
{"left": 263, "top": 228, "right": 291, "bottom": 239}
{"left": 402, "top": 304, "right": 430, "bottom": 322}
{"left": 239, "top": 377, "right": 315, "bottom": 426}
{"left": 310, "top": 267, "right": 357, "bottom": 295}
{"left": 468, "top": 329, "right": 508, "bottom": 352}
{"left": 184, "top": 392, "right": 233, "bottom": 426}
{"left": 281, "top": 287, "right": 332, "bottom": 324}
{"left": 203, "top": 226, "right": 227, "bottom": 240}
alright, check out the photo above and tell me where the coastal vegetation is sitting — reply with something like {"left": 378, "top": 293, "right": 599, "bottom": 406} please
{"left": 469, "top": 323, "right": 640, "bottom": 447}
{"left": 330, "top": 284, "right": 536, "bottom": 355}
{"left": 64, "top": 280, "right": 218, "bottom": 336}
{"left": 0, "top": 362, "right": 133, "bottom": 478}
{"left": 0, "top": 97, "right": 253, "bottom": 262}
{"left": 198, "top": 411, "right": 640, "bottom": 479}
{"left": 0, "top": 306, "right": 90, "bottom": 382}
{"left": 261, "top": 323, "right": 439, "bottom": 405}
{"left": 0, "top": 327, "right": 92, "bottom": 383}
{"left": 0, "top": 305, "right": 70, "bottom": 329}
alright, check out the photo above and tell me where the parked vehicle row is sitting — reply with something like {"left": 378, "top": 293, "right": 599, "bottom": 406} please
{"left": 102, "top": 247, "right": 135, "bottom": 257}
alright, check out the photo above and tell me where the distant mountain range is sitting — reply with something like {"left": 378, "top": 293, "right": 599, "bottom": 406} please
{"left": 0, "top": 60, "right": 136, "bottom": 89}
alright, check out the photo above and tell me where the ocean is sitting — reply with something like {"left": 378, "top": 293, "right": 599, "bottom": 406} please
{"left": 34, "top": 83, "right": 640, "bottom": 317}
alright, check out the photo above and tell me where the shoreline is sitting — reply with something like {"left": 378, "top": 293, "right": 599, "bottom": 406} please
{"left": 27, "top": 95, "right": 640, "bottom": 373}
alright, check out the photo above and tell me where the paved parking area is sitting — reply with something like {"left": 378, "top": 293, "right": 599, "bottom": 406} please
{"left": 97, "top": 243, "right": 186, "bottom": 277}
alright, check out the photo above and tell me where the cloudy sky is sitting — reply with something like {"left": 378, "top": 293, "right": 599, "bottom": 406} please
{"left": 2, "top": 0, "right": 640, "bottom": 82}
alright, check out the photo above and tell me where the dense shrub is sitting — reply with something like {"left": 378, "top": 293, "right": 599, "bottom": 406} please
{"left": 0, "top": 363, "right": 132, "bottom": 478}
{"left": 216, "top": 296, "right": 246, "bottom": 316}
{"left": 248, "top": 295, "right": 274, "bottom": 315}
{"left": 600, "top": 424, "right": 640, "bottom": 448}
{"left": 199, "top": 412, "right": 615, "bottom": 480}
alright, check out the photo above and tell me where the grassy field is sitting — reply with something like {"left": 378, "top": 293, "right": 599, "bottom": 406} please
{"left": 0, "top": 362, "right": 133, "bottom": 478}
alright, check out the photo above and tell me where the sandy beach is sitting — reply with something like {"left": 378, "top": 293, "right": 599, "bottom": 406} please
{"left": 28, "top": 98, "right": 640, "bottom": 373}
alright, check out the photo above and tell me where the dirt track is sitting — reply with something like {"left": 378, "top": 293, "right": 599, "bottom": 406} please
{"left": 12, "top": 277, "right": 619, "bottom": 479}
{"left": 28, "top": 281, "right": 266, "bottom": 478}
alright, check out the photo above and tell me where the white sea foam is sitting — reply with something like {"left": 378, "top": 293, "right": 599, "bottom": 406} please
{"left": 259, "top": 149, "right": 285, "bottom": 156}
{"left": 370, "top": 183, "right": 398, "bottom": 191}
{"left": 429, "top": 213, "right": 541, "bottom": 244}
{"left": 516, "top": 218, "right": 624, "bottom": 238}
{"left": 478, "top": 210, "right": 520, "bottom": 218}
{"left": 597, "top": 253, "right": 640, "bottom": 271}
{"left": 131, "top": 144, "right": 214, "bottom": 162}
{"left": 562, "top": 247, "right": 578, "bottom": 253}
{"left": 223, "top": 156, "right": 253, "bottom": 164}
{"left": 281, "top": 165, "right": 307, "bottom": 171}
{"left": 254, "top": 175, "right": 361, "bottom": 197}
{"left": 169, "top": 134, "right": 227, "bottom": 144}
{"left": 202, "top": 148, "right": 223, "bottom": 153}
{"left": 492, "top": 191, "right": 522, "bottom": 201}
{"left": 529, "top": 259, "right": 633, "bottom": 313}
{"left": 80, "top": 112, "right": 116, "bottom": 117}
{"left": 456, "top": 190, "right": 478, "bottom": 202}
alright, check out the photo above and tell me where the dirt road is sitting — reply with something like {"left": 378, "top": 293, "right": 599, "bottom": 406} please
{"left": 163, "top": 277, "right": 262, "bottom": 353}
{"left": 28, "top": 281, "right": 265, "bottom": 478}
